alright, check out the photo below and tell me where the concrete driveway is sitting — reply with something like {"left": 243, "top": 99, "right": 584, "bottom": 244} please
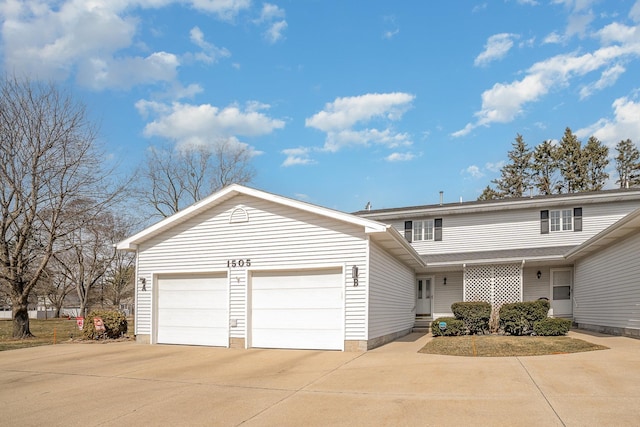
{"left": 1, "top": 331, "right": 639, "bottom": 427}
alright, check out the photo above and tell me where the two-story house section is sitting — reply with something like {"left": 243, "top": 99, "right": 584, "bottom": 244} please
{"left": 354, "top": 189, "right": 640, "bottom": 321}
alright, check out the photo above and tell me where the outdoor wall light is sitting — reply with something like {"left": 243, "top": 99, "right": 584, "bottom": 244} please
{"left": 443, "top": 277, "right": 447, "bottom": 285}
{"left": 138, "top": 277, "right": 147, "bottom": 291}
{"left": 352, "top": 265, "right": 359, "bottom": 287}
{"left": 537, "top": 270, "right": 542, "bottom": 279}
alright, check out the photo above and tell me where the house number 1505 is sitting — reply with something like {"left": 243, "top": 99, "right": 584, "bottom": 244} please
{"left": 227, "top": 259, "right": 251, "bottom": 268}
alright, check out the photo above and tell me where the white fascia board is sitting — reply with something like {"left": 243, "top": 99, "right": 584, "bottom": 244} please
{"left": 427, "top": 255, "right": 566, "bottom": 269}
{"left": 367, "top": 225, "right": 426, "bottom": 269}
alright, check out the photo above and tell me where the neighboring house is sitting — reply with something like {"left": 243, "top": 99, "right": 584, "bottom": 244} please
{"left": 565, "top": 208, "right": 640, "bottom": 338}
{"left": 117, "top": 185, "right": 640, "bottom": 351}
{"left": 117, "top": 185, "right": 424, "bottom": 351}
{"left": 356, "top": 189, "right": 640, "bottom": 333}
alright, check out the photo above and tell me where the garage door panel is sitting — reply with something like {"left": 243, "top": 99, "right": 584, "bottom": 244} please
{"left": 157, "top": 275, "right": 228, "bottom": 347}
{"left": 253, "top": 308, "right": 342, "bottom": 329}
{"left": 159, "top": 290, "right": 227, "bottom": 310}
{"left": 251, "top": 268, "right": 343, "bottom": 350}
{"left": 252, "top": 288, "right": 343, "bottom": 309}
{"left": 251, "top": 328, "right": 341, "bottom": 350}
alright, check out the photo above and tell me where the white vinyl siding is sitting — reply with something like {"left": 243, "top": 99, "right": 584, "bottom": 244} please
{"left": 135, "top": 194, "right": 368, "bottom": 340}
{"left": 368, "top": 241, "right": 415, "bottom": 340}
{"left": 522, "top": 267, "right": 553, "bottom": 301}
{"left": 389, "top": 201, "right": 639, "bottom": 256}
{"left": 574, "top": 232, "right": 640, "bottom": 331}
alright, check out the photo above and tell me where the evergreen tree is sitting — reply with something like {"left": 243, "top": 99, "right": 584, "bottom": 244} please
{"left": 491, "top": 134, "right": 533, "bottom": 198}
{"left": 477, "top": 185, "right": 500, "bottom": 200}
{"left": 583, "top": 136, "right": 609, "bottom": 191}
{"left": 615, "top": 139, "right": 640, "bottom": 188}
{"left": 557, "top": 127, "right": 586, "bottom": 193}
{"left": 531, "top": 140, "right": 560, "bottom": 195}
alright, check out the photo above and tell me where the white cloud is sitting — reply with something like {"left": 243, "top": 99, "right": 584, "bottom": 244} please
{"left": 306, "top": 92, "right": 415, "bottom": 132}
{"left": 386, "top": 152, "right": 414, "bottom": 162}
{"left": 631, "top": 0, "right": 640, "bottom": 22}
{"left": 454, "top": 24, "right": 640, "bottom": 136}
{"left": 474, "top": 33, "right": 518, "bottom": 67}
{"left": 0, "top": 0, "right": 249, "bottom": 89}
{"left": 188, "top": 26, "right": 231, "bottom": 64}
{"left": 137, "top": 100, "right": 285, "bottom": 147}
{"left": 383, "top": 15, "right": 399, "bottom": 39}
{"left": 579, "top": 64, "right": 625, "bottom": 99}
{"left": 485, "top": 161, "right": 505, "bottom": 173}
{"left": 255, "top": 3, "right": 287, "bottom": 43}
{"left": 306, "top": 92, "right": 415, "bottom": 153}
{"left": 464, "top": 165, "right": 485, "bottom": 179}
{"left": 282, "top": 147, "right": 315, "bottom": 167}
{"left": 576, "top": 96, "right": 640, "bottom": 147}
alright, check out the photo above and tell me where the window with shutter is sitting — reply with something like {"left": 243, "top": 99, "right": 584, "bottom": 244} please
{"left": 404, "top": 221, "right": 413, "bottom": 242}
{"left": 573, "top": 207, "right": 582, "bottom": 232}
{"left": 540, "top": 210, "right": 549, "bottom": 234}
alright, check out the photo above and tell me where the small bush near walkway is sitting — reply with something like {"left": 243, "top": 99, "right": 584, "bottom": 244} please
{"left": 499, "top": 300, "right": 550, "bottom": 336}
{"left": 534, "top": 317, "right": 572, "bottom": 336}
{"left": 431, "top": 317, "right": 465, "bottom": 336}
{"left": 82, "top": 310, "right": 128, "bottom": 340}
{"left": 451, "top": 301, "right": 491, "bottom": 335}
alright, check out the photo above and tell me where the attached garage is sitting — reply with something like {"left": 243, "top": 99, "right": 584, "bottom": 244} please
{"left": 117, "top": 184, "right": 424, "bottom": 351}
{"left": 156, "top": 274, "right": 229, "bottom": 346}
{"left": 250, "top": 269, "right": 344, "bottom": 350}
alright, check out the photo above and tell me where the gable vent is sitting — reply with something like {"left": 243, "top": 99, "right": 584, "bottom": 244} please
{"left": 229, "top": 206, "right": 249, "bottom": 223}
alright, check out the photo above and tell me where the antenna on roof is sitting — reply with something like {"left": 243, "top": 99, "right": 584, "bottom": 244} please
{"left": 365, "top": 201, "right": 371, "bottom": 211}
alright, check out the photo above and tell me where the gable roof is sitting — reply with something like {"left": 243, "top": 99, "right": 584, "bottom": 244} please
{"left": 354, "top": 188, "right": 640, "bottom": 221}
{"left": 116, "top": 184, "right": 426, "bottom": 269}
{"left": 565, "top": 207, "right": 640, "bottom": 261}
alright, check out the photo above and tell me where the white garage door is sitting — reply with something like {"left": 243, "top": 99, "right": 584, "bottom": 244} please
{"left": 251, "top": 269, "right": 344, "bottom": 350}
{"left": 156, "top": 274, "right": 228, "bottom": 346}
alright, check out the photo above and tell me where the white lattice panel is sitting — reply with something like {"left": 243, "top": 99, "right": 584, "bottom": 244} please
{"left": 464, "top": 265, "right": 492, "bottom": 303}
{"left": 494, "top": 264, "right": 522, "bottom": 307}
{"left": 464, "top": 264, "right": 522, "bottom": 308}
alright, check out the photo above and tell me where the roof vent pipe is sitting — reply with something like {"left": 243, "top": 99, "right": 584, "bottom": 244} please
{"left": 439, "top": 191, "right": 443, "bottom": 206}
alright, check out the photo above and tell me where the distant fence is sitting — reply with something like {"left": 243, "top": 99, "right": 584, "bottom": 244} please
{"left": 0, "top": 309, "right": 57, "bottom": 320}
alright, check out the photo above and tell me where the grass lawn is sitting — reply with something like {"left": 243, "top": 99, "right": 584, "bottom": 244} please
{"left": 0, "top": 317, "right": 134, "bottom": 352}
{"left": 0, "top": 318, "right": 84, "bottom": 351}
{"left": 419, "top": 334, "right": 609, "bottom": 357}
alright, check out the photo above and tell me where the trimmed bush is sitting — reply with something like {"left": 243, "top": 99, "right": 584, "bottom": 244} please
{"left": 534, "top": 317, "right": 572, "bottom": 336}
{"left": 451, "top": 301, "right": 491, "bottom": 335}
{"left": 82, "top": 310, "right": 128, "bottom": 340}
{"left": 431, "top": 317, "right": 465, "bottom": 337}
{"left": 499, "top": 300, "right": 550, "bottom": 336}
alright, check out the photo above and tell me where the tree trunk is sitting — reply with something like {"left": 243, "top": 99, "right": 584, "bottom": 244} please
{"left": 12, "top": 297, "right": 33, "bottom": 338}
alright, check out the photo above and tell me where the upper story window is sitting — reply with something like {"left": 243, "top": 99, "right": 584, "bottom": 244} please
{"left": 404, "top": 219, "right": 443, "bottom": 242}
{"left": 413, "top": 220, "right": 434, "bottom": 241}
{"left": 541, "top": 208, "right": 582, "bottom": 234}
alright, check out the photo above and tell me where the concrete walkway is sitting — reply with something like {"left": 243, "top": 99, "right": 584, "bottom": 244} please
{"left": 1, "top": 330, "right": 639, "bottom": 426}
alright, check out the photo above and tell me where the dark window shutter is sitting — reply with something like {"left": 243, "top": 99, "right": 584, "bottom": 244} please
{"left": 573, "top": 207, "right": 583, "bottom": 232}
{"left": 434, "top": 218, "right": 443, "bottom": 241}
{"left": 404, "top": 221, "right": 413, "bottom": 242}
{"left": 540, "top": 210, "right": 549, "bottom": 234}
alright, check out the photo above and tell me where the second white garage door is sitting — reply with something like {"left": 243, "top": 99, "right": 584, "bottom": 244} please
{"left": 250, "top": 268, "right": 344, "bottom": 350}
{"left": 156, "top": 274, "right": 228, "bottom": 347}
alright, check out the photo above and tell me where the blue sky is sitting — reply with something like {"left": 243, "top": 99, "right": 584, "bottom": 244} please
{"left": 2, "top": 1, "right": 640, "bottom": 213}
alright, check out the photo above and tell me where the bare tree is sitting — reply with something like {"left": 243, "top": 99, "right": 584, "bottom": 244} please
{"left": 138, "top": 140, "right": 256, "bottom": 218}
{"left": 0, "top": 75, "right": 122, "bottom": 338}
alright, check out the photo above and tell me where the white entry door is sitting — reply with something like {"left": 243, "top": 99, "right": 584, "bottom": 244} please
{"left": 416, "top": 277, "right": 433, "bottom": 316}
{"left": 551, "top": 269, "right": 573, "bottom": 317}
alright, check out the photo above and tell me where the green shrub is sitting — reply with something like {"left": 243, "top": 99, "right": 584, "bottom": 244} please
{"left": 499, "top": 300, "right": 550, "bottom": 336}
{"left": 431, "top": 317, "right": 465, "bottom": 337}
{"left": 82, "top": 310, "right": 128, "bottom": 340}
{"left": 534, "top": 317, "right": 572, "bottom": 336}
{"left": 451, "top": 301, "right": 492, "bottom": 335}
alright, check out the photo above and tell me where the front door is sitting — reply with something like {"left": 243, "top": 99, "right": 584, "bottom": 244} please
{"left": 551, "top": 269, "right": 573, "bottom": 317}
{"left": 416, "top": 277, "right": 433, "bottom": 316}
